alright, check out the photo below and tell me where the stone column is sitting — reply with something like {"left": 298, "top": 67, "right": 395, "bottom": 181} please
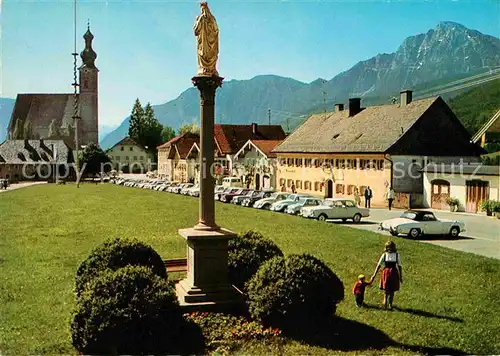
{"left": 192, "top": 75, "right": 223, "bottom": 231}
{"left": 175, "top": 75, "right": 242, "bottom": 310}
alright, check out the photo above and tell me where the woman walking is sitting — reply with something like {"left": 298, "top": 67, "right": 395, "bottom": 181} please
{"left": 354, "top": 187, "right": 361, "bottom": 206}
{"left": 371, "top": 240, "right": 403, "bottom": 310}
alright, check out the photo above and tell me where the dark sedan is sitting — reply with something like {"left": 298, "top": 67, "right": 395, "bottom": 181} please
{"left": 220, "top": 188, "right": 249, "bottom": 203}
{"left": 241, "top": 189, "right": 274, "bottom": 207}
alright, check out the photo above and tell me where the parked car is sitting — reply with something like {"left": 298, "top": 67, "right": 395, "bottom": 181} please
{"left": 301, "top": 198, "right": 370, "bottom": 223}
{"left": 380, "top": 210, "right": 466, "bottom": 238}
{"left": 215, "top": 187, "right": 234, "bottom": 201}
{"left": 232, "top": 190, "right": 259, "bottom": 205}
{"left": 221, "top": 176, "right": 243, "bottom": 188}
{"left": 180, "top": 184, "right": 195, "bottom": 195}
{"left": 253, "top": 192, "right": 289, "bottom": 209}
{"left": 286, "top": 197, "right": 324, "bottom": 215}
{"left": 241, "top": 190, "right": 275, "bottom": 207}
{"left": 270, "top": 194, "right": 312, "bottom": 213}
{"left": 189, "top": 186, "right": 200, "bottom": 197}
{"left": 221, "top": 188, "right": 250, "bottom": 203}
{"left": 183, "top": 184, "right": 199, "bottom": 196}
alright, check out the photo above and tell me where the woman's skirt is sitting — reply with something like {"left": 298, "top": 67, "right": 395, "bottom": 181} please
{"left": 380, "top": 266, "right": 400, "bottom": 293}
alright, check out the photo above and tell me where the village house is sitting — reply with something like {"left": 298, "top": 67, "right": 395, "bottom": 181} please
{"left": 106, "top": 137, "right": 152, "bottom": 173}
{"left": 157, "top": 132, "right": 200, "bottom": 182}
{"left": 213, "top": 123, "right": 286, "bottom": 184}
{"left": 0, "top": 139, "right": 74, "bottom": 182}
{"left": 157, "top": 123, "right": 286, "bottom": 184}
{"left": 232, "top": 139, "right": 282, "bottom": 190}
{"left": 272, "top": 90, "right": 484, "bottom": 208}
{"left": 423, "top": 163, "right": 500, "bottom": 213}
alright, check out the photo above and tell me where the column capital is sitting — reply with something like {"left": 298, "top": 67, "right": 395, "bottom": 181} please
{"left": 192, "top": 75, "right": 224, "bottom": 106}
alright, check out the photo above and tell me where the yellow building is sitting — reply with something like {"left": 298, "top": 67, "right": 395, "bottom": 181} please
{"left": 107, "top": 137, "right": 152, "bottom": 173}
{"left": 273, "top": 91, "right": 484, "bottom": 208}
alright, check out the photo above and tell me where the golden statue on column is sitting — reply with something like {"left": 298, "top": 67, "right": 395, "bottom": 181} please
{"left": 194, "top": 2, "right": 219, "bottom": 77}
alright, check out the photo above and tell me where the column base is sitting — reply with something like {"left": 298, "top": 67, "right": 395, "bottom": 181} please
{"left": 193, "top": 222, "right": 220, "bottom": 231}
{"left": 175, "top": 279, "right": 244, "bottom": 311}
{"left": 176, "top": 227, "right": 244, "bottom": 312}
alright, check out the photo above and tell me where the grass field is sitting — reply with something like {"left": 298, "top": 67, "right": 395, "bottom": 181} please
{"left": 1, "top": 184, "right": 499, "bottom": 354}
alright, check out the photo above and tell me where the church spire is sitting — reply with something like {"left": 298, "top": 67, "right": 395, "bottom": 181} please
{"left": 80, "top": 20, "right": 97, "bottom": 69}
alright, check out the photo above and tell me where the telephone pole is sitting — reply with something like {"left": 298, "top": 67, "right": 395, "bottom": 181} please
{"left": 268, "top": 108, "right": 271, "bottom": 125}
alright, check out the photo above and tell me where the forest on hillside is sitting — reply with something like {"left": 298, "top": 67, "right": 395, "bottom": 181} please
{"left": 448, "top": 78, "right": 500, "bottom": 135}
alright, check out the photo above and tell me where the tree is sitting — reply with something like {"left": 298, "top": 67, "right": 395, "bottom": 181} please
{"left": 128, "top": 100, "right": 164, "bottom": 161}
{"left": 78, "top": 143, "right": 112, "bottom": 177}
{"left": 179, "top": 123, "right": 200, "bottom": 135}
{"left": 161, "top": 126, "right": 176, "bottom": 143}
{"left": 23, "top": 120, "right": 33, "bottom": 139}
{"left": 128, "top": 98, "right": 145, "bottom": 141}
{"left": 142, "top": 102, "right": 163, "bottom": 153}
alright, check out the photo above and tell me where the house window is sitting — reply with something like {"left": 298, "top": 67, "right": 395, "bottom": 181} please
{"left": 280, "top": 178, "right": 285, "bottom": 186}
{"left": 116, "top": 156, "right": 120, "bottom": 161}
{"left": 314, "top": 159, "right": 322, "bottom": 168}
{"left": 304, "top": 159, "right": 312, "bottom": 168}
{"left": 287, "top": 179, "right": 293, "bottom": 187}
{"left": 126, "top": 156, "right": 129, "bottom": 160}
{"left": 314, "top": 182, "right": 320, "bottom": 191}
{"left": 129, "top": 147, "right": 133, "bottom": 151}
{"left": 140, "top": 156, "right": 144, "bottom": 160}
{"left": 280, "top": 158, "right": 286, "bottom": 166}
{"left": 287, "top": 158, "right": 294, "bottom": 166}
{"left": 295, "top": 180, "right": 302, "bottom": 189}
{"left": 336, "top": 184, "right": 345, "bottom": 194}
{"left": 295, "top": 158, "right": 302, "bottom": 166}
{"left": 360, "top": 185, "right": 367, "bottom": 195}
{"left": 134, "top": 156, "right": 137, "bottom": 161}
{"left": 304, "top": 181, "right": 310, "bottom": 190}
{"left": 120, "top": 147, "right": 124, "bottom": 151}
{"left": 347, "top": 184, "right": 356, "bottom": 195}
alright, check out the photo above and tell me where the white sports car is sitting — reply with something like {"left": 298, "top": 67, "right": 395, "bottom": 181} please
{"left": 380, "top": 210, "right": 466, "bottom": 238}
{"left": 300, "top": 198, "right": 369, "bottom": 223}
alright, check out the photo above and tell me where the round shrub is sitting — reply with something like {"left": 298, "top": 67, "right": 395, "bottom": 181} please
{"left": 75, "top": 237, "right": 167, "bottom": 297}
{"left": 71, "top": 266, "right": 182, "bottom": 355}
{"left": 228, "top": 230, "right": 284, "bottom": 290}
{"left": 246, "top": 254, "right": 344, "bottom": 330}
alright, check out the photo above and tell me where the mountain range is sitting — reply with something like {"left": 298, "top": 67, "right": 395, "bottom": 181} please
{"left": 0, "top": 21, "right": 499, "bottom": 148}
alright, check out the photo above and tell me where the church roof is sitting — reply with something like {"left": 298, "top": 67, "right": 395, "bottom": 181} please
{"left": 8, "top": 93, "right": 77, "bottom": 138}
{"left": 0, "top": 139, "right": 73, "bottom": 164}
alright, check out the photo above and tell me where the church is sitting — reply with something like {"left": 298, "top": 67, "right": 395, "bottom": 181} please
{"left": 6, "top": 25, "right": 99, "bottom": 147}
{"left": 0, "top": 26, "right": 99, "bottom": 181}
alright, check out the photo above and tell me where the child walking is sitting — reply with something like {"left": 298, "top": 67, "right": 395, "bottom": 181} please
{"left": 352, "top": 274, "right": 373, "bottom": 307}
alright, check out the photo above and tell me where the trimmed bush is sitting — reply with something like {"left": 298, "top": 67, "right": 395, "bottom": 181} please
{"left": 71, "top": 266, "right": 183, "bottom": 355}
{"left": 247, "top": 254, "right": 344, "bottom": 330}
{"left": 75, "top": 237, "right": 167, "bottom": 297}
{"left": 228, "top": 230, "right": 284, "bottom": 290}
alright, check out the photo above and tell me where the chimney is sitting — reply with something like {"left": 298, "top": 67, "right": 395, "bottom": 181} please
{"left": 348, "top": 98, "right": 361, "bottom": 117}
{"left": 400, "top": 90, "right": 413, "bottom": 106}
{"left": 334, "top": 103, "right": 344, "bottom": 112}
{"left": 251, "top": 123, "right": 258, "bottom": 135}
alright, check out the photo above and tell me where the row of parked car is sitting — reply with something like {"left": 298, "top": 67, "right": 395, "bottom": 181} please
{"left": 111, "top": 177, "right": 466, "bottom": 238}
{"left": 112, "top": 177, "right": 370, "bottom": 223}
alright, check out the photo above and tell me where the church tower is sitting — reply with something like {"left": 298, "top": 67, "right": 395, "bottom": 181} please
{"left": 78, "top": 23, "right": 99, "bottom": 145}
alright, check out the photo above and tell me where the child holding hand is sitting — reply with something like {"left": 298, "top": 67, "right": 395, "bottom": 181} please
{"left": 352, "top": 274, "right": 373, "bottom": 307}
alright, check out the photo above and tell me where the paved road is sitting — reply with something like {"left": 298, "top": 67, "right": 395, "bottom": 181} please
{"left": 0, "top": 181, "right": 47, "bottom": 193}
{"left": 332, "top": 208, "right": 500, "bottom": 259}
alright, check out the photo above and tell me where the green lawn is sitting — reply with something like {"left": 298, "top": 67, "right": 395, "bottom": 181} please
{"left": 0, "top": 184, "right": 499, "bottom": 354}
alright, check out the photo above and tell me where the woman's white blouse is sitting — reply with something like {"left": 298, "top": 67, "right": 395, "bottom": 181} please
{"left": 378, "top": 252, "right": 402, "bottom": 267}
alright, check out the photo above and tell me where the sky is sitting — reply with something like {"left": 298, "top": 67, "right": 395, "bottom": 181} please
{"left": 1, "top": 0, "right": 499, "bottom": 132}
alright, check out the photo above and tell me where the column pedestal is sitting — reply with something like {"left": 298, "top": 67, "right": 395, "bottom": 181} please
{"left": 175, "top": 228, "right": 243, "bottom": 311}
